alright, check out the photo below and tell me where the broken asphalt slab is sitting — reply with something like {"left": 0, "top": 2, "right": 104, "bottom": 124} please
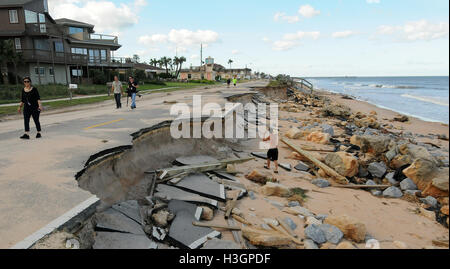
{"left": 172, "top": 173, "right": 226, "bottom": 202}
{"left": 153, "top": 184, "right": 219, "bottom": 208}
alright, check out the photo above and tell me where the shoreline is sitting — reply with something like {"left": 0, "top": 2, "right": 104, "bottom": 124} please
{"left": 313, "top": 88, "right": 449, "bottom": 151}
{"left": 315, "top": 87, "right": 449, "bottom": 125}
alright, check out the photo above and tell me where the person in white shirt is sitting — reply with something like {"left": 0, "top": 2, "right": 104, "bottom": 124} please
{"left": 111, "top": 76, "right": 123, "bottom": 109}
{"left": 263, "top": 127, "right": 279, "bottom": 174}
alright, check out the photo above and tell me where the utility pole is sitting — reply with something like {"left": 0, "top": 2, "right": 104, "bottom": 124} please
{"left": 200, "top": 43, "right": 203, "bottom": 68}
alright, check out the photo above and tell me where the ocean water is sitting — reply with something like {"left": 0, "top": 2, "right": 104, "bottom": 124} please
{"left": 305, "top": 76, "right": 449, "bottom": 124}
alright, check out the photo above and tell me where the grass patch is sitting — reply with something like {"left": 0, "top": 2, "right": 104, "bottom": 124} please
{"left": 0, "top": 81, "right": 220, "bottom": 117}
{"left": 0, "top": 81, "right": 220, "bottom": 105}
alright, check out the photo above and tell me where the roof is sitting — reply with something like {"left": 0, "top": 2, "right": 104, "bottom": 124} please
{"left": 55, "top": 18, "right": 95, "bottom": 29}
{"left": 0, "top": 0, "right": 34, "bottom": 7}
{"left": 67, "top": 38, "right": 122, "bottom": 50}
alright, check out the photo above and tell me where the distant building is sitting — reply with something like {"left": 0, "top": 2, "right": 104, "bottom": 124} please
{"left": 0, "top": 0, "right": 132, "bottom": 85}
{"left": 133, "top": 63, "right": 165, "bottom": 79}
{"left": 179, "top": 57, "right": 252, "bottom": 81}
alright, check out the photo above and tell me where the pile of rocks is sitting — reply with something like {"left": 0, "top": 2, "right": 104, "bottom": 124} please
{"left": 281, "top": 88, "right": 449, "bottom": 228}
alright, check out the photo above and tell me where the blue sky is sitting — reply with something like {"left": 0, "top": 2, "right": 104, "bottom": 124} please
{"left": 49, "top": 0, "right": 449, "bottom": 77}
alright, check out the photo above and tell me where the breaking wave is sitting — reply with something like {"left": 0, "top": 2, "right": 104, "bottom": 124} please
{"left": 402, "top": 94, "right": 449, "bottom": 107}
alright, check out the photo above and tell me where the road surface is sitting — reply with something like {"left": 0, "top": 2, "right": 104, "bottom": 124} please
{"left": 0, "top": 80, "right": 266, "bottom": 248}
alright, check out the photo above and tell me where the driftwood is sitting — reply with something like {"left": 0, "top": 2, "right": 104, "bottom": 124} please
{"left": 232, "top": 214, "right": 251, "bottom": 226}
{"left": 225, "top": 192, "right": 239, "bottom": 219}
{"left": 192, "top": 222, "right": 241, "bottom": 231}
{"left": 281, "top": 137, "right": 349, "bottom": 185}
{"left": 228, "top": 217, "right": 247, "bottom": 249}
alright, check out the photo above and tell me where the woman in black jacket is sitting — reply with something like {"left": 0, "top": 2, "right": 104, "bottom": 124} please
{"left": 18, "top": 77, "right": 43, "bottom": 139}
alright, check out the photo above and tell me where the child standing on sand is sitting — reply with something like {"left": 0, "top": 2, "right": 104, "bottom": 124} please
{"left": 263, "top": 127, "right": 279, "bottom": 174}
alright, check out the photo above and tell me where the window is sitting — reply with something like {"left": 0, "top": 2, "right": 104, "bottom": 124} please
{"left": 39, "top": 24, "right": 46, "bottom": 33}
{"left": 14, "top": 38, "right": 22, "bottom": 50}
{"left": 71, "top": 48, "right": 87, "bottom": 55}
{"left": 54, "top": 41, "right": 64, "bottom": 52}
{"left": 72, "top": 69, "right": 83, "bottom": 77}
{"left": 25, "top": 10, "right": 38, "bottom": 23}
{"left": 89, "top": 49, "right": 100, "bottom": 62}
{"left": 34, "top": 67, "right": 45, "bottom": 75}
{"left": 49, "top": 68, "right": 54, "bottom": 76}
{"left": 39, "top": 13, "right": 45, "bottom": 23}
{"left": 69, "top": 27, "right": 84, "bottom": 35}
{"left": 34, "top": 39, "right": 50, "bottom": 50}
{"left": 101, "top": 50, "right": 107, "bottom": 61}
{"left": 9, "top": 10, "right": 19, "bottom": 24}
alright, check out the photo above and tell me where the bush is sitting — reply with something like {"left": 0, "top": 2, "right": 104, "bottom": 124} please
{"left": 143, "top": 80, "right": 166, "bottom": 86}
{"left": 158, "top": 73, "right": 175, "bottom": 79}
{"left": 89, "top": 69, "right": 107, "bottom": 85}
{"left": 189, "top": 79, "right": 215, "bottom": 84}
{"left": 133, "top": 69, "right": 146, "bottom": 81}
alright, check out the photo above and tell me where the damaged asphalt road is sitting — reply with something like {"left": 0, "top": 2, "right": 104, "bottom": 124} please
{"left": 0, "top": 80, "right": 267, "bottom": 248}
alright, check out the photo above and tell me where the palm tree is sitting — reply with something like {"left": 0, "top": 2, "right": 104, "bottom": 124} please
{"left": 160, "top": 57, "right": 172, "bottom": 75}
{"left": 228, "top": 59, "right": 233, "bottom": 69}
{"left": 150, "top": 58, "right": 159, "bottom": 67}
{"left": 175, "top": 56, "right": 186, "bottom": 78}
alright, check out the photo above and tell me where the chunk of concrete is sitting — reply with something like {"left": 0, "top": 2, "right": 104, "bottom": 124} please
{"left": 168, "top": 210, "right": 220, "bottom": 249}
{"left": 95, "top": 208, "right": 145, "bottom": 235}
{"left": 279, "top": 163, "right": 292, "bottom": 172}
{"left": 201, "top": 238, "right": 240, "bottom": 249}
{"left": 112, "top": 200, "right": 143, "bottom": 225}
{"left": 294, "top": 161, "right": 310, "bottom": 172}
{"left": 174, "top": 155, "right": 219, "bottom": 166}
{"left": 251, "top": 152, "right": 268, "bottom": 160}
{"left": 174, "top": 173, "right": 226, "bottom": 202}
{"left": 153, "top": 184, "right": 219, "bottom": 208}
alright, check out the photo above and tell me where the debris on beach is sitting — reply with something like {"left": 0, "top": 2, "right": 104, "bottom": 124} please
{"left": 32, "top": 81, "right": 449, "bottom": 249}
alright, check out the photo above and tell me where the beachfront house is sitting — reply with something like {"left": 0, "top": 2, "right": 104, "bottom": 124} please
{"left": 0, "top": 0, "right": 132, "bottom": 85}
{"left": 179, "top": 57, "right": 252, "bottom": 81}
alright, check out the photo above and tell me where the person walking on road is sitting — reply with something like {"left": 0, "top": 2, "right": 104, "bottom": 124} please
{"left": 226, "top": 78, "right": 231, "bottom": 88}
{"left": 18, "top": 77, "right": 43, "bottom": 140}
{"left": 233, "top": 76, "right": 237, "bottom": 87}
{"left": 127, "top": 76, "right": 139, "bottom": 110}
{"left": 111, "top": 76, "right": 123, "bottom": 109}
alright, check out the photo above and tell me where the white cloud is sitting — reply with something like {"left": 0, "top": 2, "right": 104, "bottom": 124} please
{"left": 167, "top": 29, "right": 219, "bottom": 46}
{"left": 283, "top": 31, "right": 320, "bottom": 41}
{"left": 190, "top": 54, "right": 199, "bottom": 60}
{"left": 273, "top": 40, "right": 297, "bottom": 51}
{"left": 138, "top": 29, "right": 220, "bottom": 49}
{"left": 332, "top": 30, "right": 358, "bottom": 38}
{"left": 138, "top": 34, "right": 168, "bottom": 45}
{"left": 48, "top": 0, "right": 146, "bottom": 33}
{"left": 298, "top": 5, "right": 320, "bottom": 18}
{"left": 377, "top": 20, "right": 449, "bottom": 41}
{"left": 271, "top": 31, "right": 320, "bottom": 51}
{"left": 262, "top": 37, "right": 271, "bottom": 43}
{"left": 231, "top": 50, "right": 240, "bottom": 55}
{"left": 366, "top": 0, "right": 380, "bottom": 4}
{"left": 274, "top": 12, "right": 299, "bottom": 23}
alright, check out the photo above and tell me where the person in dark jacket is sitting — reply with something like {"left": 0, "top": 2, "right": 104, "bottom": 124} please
{"left": 18, "top": 77, "right": 43, "bottom": 139}
{"left": 127, "top": 76, "right": 139, "bottom": 109}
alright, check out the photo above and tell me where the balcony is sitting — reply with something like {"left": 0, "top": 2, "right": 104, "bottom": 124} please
{"left": 69, "top": 32, "right": 119, "bottom": 45}
{"left": 17, "top": 49, "right": 133, "bottom": 68}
